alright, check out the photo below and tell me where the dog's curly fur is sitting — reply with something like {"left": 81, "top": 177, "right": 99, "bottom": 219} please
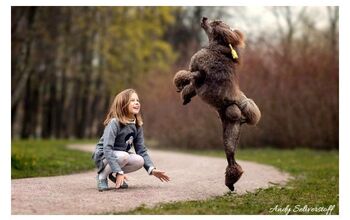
{"left": 173, "top": 17, "right": 261, "bottom": 191}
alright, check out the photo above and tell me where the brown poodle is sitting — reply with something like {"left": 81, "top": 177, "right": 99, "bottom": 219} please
{"left": 173, "top": 17, "right": 261, "bottom": 191}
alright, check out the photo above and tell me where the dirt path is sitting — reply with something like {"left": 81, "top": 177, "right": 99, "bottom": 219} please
{"left": 12, "top": 144, "right": 291, "bottom": 214}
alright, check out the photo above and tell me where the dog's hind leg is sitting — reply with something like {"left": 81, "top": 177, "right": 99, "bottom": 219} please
{"left": 219, "top": 105, "right": 244, "bottom": 191}
{"left": 236, "top": 91, "right": 261, "bottom": 125}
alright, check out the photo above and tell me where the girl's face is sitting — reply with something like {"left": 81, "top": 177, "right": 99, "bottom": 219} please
{"left": 127, "top": 92, "right": 140, "bottom": 117}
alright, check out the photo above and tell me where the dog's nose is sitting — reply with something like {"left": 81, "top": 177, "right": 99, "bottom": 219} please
{"left": 202, "top": 17, "right": 208, "bottom": 22}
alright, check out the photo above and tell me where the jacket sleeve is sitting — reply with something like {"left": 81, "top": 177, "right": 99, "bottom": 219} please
{"left": 103, "top": 119, "right": 122, "bottom": 173}
{"left": 134, "top": 127, "right": 155, "bottom": 174}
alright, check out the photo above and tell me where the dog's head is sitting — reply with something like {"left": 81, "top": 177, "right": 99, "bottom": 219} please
{"left": 201, "top": 17, "right": 244, "bottom": 48}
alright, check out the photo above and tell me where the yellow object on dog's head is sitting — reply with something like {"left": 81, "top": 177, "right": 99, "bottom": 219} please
{"left": 229, "top": 44, "right": 238, "bottom": 60}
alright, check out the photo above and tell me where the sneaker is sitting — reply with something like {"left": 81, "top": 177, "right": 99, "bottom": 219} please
{"left": 96, "top": 175, "right": 108, "bottom": 191}
{"left": 120, "top": 181, "right": 128, "bottom": 189}
{"left": 108, "top": 173, "right": 117, "bottom": 183}
{"left": 108, "top": 173, "right": 128, "bottom": 189}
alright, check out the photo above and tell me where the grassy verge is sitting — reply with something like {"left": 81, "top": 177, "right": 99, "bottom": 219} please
{"left": 11, "top": 140, "right": 339, "bottom": 214}
{"left": 11, "top": 139, "right": 95, "bottom": 179}
{"left": 122, "top": 148, "right": 339, "bottom": 215}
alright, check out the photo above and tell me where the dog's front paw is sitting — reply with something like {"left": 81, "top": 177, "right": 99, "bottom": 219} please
{"left": 173, "top": 70, "right": 192, "bottom": 92}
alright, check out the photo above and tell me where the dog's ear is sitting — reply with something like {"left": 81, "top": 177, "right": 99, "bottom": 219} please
{"left": 228, "top": 29, "right": 245, "bottom": 47}
{"left": 219, "top": 28, "right": 245, "bottom": 47}
{"left": 233, "top": 30, "right": 245, "bottom": 47}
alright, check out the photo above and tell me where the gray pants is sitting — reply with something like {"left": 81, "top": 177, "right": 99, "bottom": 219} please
{"left": 99, "top": 151, "right": 144, "bottom": 179}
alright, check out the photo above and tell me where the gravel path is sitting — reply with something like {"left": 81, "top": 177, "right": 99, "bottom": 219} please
{"left": 12, "top": 144, "right": 291, "bottom": 214}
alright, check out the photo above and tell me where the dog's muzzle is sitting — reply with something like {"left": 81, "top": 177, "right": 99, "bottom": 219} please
{"left": 201, "top": 17, "right": 208, "bottom": 28}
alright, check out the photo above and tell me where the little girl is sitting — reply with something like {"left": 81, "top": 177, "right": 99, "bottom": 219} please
{"left": 92, "top": 88, "right": 170, "bottom": 191}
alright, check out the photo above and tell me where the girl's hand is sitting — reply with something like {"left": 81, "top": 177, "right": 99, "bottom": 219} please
{"left": 151, "top": 169, "right": 170, "bottom": 182}
{"left": 115, "top": 174, "right": 128, "bottom": 188}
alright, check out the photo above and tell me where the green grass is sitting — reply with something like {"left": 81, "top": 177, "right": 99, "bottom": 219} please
{"left": 121, "top": 148, "right": 339, "bottom": 215}
{"left": 11, "top": 139, "right": 95, "bottom": 179}
{"left": 11, "top": 140, "right": 339, "bottom": 215}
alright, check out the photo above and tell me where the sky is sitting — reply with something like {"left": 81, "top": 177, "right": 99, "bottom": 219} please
{"left": 226, "top": 6, "right": 331, "bottom": 40}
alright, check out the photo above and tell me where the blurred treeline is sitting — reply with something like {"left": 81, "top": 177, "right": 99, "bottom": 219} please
{"left": 11, "top": 6, "right": 338, "bottom": 150}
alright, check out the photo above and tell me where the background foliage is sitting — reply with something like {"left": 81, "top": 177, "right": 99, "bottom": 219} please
{"left": 12, "top": 6, "right": 338, "bottom": 150}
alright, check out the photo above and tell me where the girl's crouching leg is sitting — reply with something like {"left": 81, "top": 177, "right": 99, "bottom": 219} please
{"left": 122, "top": 154, "right": 144, "bottom": 174}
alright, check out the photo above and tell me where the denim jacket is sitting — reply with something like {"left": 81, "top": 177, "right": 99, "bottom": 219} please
{"left": 92, "top": 118, "right": 155, "bottom": 174}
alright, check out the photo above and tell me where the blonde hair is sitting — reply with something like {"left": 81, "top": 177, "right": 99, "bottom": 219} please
{"left": 103, "top": 88, "right": 143, "bottom": 127}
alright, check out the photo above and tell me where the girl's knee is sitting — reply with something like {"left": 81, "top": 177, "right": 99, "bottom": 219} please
{"left": 135, "top": 155, "right": 144, "bottom": 167}
{"left": 114, "top": 151, "right": 130, "bottom": 166}
{"left": 122, "top": 155, "right": 144, "bottom": 173}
